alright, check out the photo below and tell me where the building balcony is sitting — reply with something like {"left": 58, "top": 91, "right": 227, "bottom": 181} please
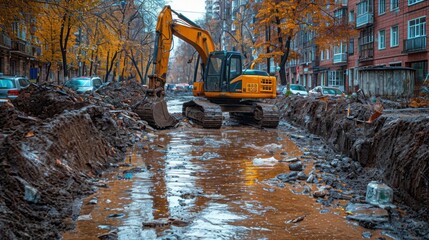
{"left": 333, "top": 53, "right": 347, "bottom": 64}
{"left": 403, "top": 36, "right": 427, "bottom": 53}
{"left": 11, "top": 39, "right": 36, "bottom": 57}
{"left": 335, "top": 0, "right": 348, "bottom": 6}
{"left": 358, "top": 42, "right": 374, "bottom": 61}
{"left": 356, "top": 13, "right": 373, "bottom": 29}
{"left": 0, "top": 33, "right": 12, "bottom": 48}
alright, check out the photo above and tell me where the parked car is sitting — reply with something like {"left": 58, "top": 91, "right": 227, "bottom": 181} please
{"left": 0, "top": 76, "right": 31, "bottom": 101}
{"left": 64, "top": 76, "right": 103, "bottom": 94}
{"left": 166, "top": 83, "right": 176, "bottom": 92}
{"left": 309, "top": 86, "right": 344, "bottom": 97}
{"left": 284, "top": 84, "right": 308, "bottom": 96}
{"left": 277, "top": 85, "right": 287, "bottom": 96}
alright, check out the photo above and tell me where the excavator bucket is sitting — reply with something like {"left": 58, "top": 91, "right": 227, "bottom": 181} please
{"left": 134, "top": 97, "right": 178, "bottom": 129}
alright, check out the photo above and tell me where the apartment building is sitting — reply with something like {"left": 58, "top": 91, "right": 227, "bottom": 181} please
{"left": 0, "top": 29, "right": 41, "bottom": 81}
{"left": 286, "top": 0, "right": 428, "bottom": 96}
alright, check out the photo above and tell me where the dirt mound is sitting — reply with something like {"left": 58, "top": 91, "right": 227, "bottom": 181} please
{"left": 0, "top": 81, "right": 149, "bottom": 239}
{"left": 277, "top": 95, "right": 429, "bottom": 215}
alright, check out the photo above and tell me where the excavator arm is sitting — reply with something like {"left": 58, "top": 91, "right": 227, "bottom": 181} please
{"left": 135, "top": 5, "right": 216, "bottom": 129}
{"left": 148, "top": 5, "right": 215, "bottom": 94}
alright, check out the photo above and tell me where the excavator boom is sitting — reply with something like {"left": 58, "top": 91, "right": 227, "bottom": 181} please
{"left": 134, "top": 5, "right": 216, "bottom": 128}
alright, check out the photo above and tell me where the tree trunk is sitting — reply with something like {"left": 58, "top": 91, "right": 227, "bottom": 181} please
{"left": 279, "top": 36, "right": 291, "bottom": 86}
{"left": 128, "top": 49, "right": 144, "bottom": 83}
{"left": 45, "top": 62, "right": 51, "bottom": 82}
{"left": 105, "top": 51, "right": 118, "bottom": 82}
{"left": 59, "top": 13, "right": 72, "bottom": 82}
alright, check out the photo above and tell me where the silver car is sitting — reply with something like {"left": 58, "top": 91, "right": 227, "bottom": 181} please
{"left": 64, "top": 76, "right": 103, "bottom": 94}
{"left": 0, "top": 76, "right": 31, "bottom": 101}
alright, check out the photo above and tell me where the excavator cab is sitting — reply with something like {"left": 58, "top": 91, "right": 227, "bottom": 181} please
{"left": 204, "top": 51, "right": 242, "bottom": 93}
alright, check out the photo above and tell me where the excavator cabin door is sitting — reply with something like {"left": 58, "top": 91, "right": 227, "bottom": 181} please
{"left": 204, "top": 51, "right": 242, "bottom": 93}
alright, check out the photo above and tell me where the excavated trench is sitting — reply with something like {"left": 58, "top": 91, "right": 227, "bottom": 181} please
{"left": 1, "top": 82, "right": 429, "bottom": 239}
{"left": 276, "top": 95, "right": 429, "bottom": 214}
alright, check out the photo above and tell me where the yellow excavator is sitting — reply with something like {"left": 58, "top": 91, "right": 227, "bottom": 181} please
{"left": 134, "top": 5, "right": 279, "bottom": 129}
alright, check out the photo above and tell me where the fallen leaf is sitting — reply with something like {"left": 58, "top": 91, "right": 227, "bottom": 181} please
{"left": 25, "top": 131, "right": 35, "bottom": 138}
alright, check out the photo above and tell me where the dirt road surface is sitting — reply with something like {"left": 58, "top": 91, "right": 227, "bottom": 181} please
{"left": 1, "top": 83, "right": 428, "bottom": 239}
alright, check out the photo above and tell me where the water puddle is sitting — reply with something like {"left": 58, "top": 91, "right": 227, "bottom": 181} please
{"left": 64, "top": 126, "right": 383, "bottom": 239}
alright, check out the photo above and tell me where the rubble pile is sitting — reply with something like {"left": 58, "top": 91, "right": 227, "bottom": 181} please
{"left": 277, "top": 95, "right": 429, "bottom": 214}
{"left": 0, "top": 81, "right": 149, "bottom": 239}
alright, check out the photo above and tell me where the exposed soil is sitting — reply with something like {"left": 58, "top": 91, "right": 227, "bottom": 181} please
{"left": 1, "top": 83, "right": 428, "bottom": 239}
{"left": 0, "top": 81, "right": 149, "bottom": 239}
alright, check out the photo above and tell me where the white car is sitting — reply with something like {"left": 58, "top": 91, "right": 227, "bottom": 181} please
{"left": 309, "top": 86, "right": 344, "bottom": 97}
{"left": 282, "top": 84, "right": 308, "bottom": 96}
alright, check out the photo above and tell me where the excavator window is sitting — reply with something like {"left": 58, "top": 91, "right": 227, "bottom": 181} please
{"left": 205, "top": 54, "right": 225, "bottom": 92}
{"left": 228, "top": 56, "right": 242, "bottom": 81}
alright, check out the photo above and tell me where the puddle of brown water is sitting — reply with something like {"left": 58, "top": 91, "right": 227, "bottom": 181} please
{"left": 64, "top": 126, "right": 384, "bottom": 239}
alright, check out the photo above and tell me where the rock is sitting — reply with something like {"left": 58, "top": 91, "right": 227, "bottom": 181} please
{"left": 15, "top": 177, "right": 41, "bottom": 203}
{"left": 345, "top": 203, "right": 390, "bottom": 229}
{"left": 289, "top": 162, "right": 303, "bottom": 171}
{"left": 330, "top": 159, "right": 339, "bottom": 167}
{"left": 306, "top": 174, "right": 315, "bottom": 183}
{"left": 276, "top": 172, "right": 298, "bottom": 182}
{"left": 24, "top": 184, "right": 41, "bottom": 203}
{"left": 297, "top": 171, "right": 307, "bottom": 180}
{"left": 362, "top": 231, "right": 372, "bottom": 239}
{"left": 321, "top": 173, "right": 337, "bottom": 185}
{"left": 313, "top": 190, "right": 328, "bottom": 198}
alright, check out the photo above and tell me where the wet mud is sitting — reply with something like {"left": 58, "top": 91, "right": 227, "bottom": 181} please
{"left": 64, "top": 126, "right": 386, "bottom": 239}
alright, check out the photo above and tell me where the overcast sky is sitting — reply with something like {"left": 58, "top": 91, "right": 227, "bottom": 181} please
{"left": 168, "top": 0, "right": 206, "bottom": 21}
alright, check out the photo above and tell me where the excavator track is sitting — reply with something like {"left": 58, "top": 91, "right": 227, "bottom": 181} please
{"left": 182, "top": 99, "right": 223, "bottom": 129}
{"left": 229, "top": 102, "right": 279, "bottom": 128}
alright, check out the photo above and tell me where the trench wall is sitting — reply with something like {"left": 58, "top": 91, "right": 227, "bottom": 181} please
{"left": 279, "top": 96, "right": 429, "bottom": 210}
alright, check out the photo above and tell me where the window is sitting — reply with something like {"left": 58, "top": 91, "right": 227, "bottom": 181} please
{"left": 349, "top": 10, "right": 355, "bottom": 22}
{"left": 378, "top": 30, "right": 386, "bottom": 49}
{"left": 349, "top": 39, "right": 355, "bottom": 54}
{"left": 408, "top": 17, "right": 426, "bottom": 39}
{"left": 326, "top": 49, "right": 330, "bottom": 60}
{"left": 228, "top": 56, "right": 242, "bottom": 81}
{"left": 334, "top": 42, "right": 347, "bottom": 54}
{"left": 357, "top": 0, "right": 373, "bottom": 15}
{"left": 328, "top": 70, "right": 344, "bottom": 87}
{"left": 391, "top": 26, "right": 399, "bottom": 47}
{"left": 321, "top": 50, "right": 325, "bottom": 60}
{"left": 378, "top": 0, "right": 385, "bottom": 14}
{"left": 391, "top": 0, "right": 399, "bottom": 10}
{"left": 408, "top": 0, "right": 423, "bottom": 5}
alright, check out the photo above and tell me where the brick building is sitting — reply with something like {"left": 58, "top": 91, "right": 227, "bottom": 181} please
{"left": 286, "top": 0, "right": 428, "bottom": 96}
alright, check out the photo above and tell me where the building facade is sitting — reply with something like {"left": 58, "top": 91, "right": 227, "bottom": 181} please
{"left": 286, "top": 0, "right": 428, "bottom": 96}
{"left": 0, "top": 29, "right": 42, "bottom": 81}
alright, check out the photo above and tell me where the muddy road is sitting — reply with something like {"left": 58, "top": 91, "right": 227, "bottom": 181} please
{"left": 63, "top": 96, "right": 386, "bottom": 240}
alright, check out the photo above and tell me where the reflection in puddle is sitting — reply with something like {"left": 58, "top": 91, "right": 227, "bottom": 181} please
{"left": 64, "top": 126, "right": 376, "bottom": 239}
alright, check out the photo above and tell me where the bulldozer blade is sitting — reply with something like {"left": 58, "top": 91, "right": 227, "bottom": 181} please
{"left": 134, "top": 98, "right": 178, "bottom": 129}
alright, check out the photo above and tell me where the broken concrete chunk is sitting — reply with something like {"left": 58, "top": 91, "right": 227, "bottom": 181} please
{"left": 24, "top": 184, "right": 41, "bottom": 203}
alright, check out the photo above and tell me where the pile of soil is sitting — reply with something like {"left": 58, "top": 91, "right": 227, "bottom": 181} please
{"left": 0, "top": 81, "right": 149, "bottom": 239}
{"left": 275, "top": 95, "right": 429, "bottom": 217}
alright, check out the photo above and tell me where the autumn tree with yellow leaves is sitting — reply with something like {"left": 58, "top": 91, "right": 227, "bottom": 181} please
{"left": 253, "top": 0, "right": 355, "bottom": 85}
